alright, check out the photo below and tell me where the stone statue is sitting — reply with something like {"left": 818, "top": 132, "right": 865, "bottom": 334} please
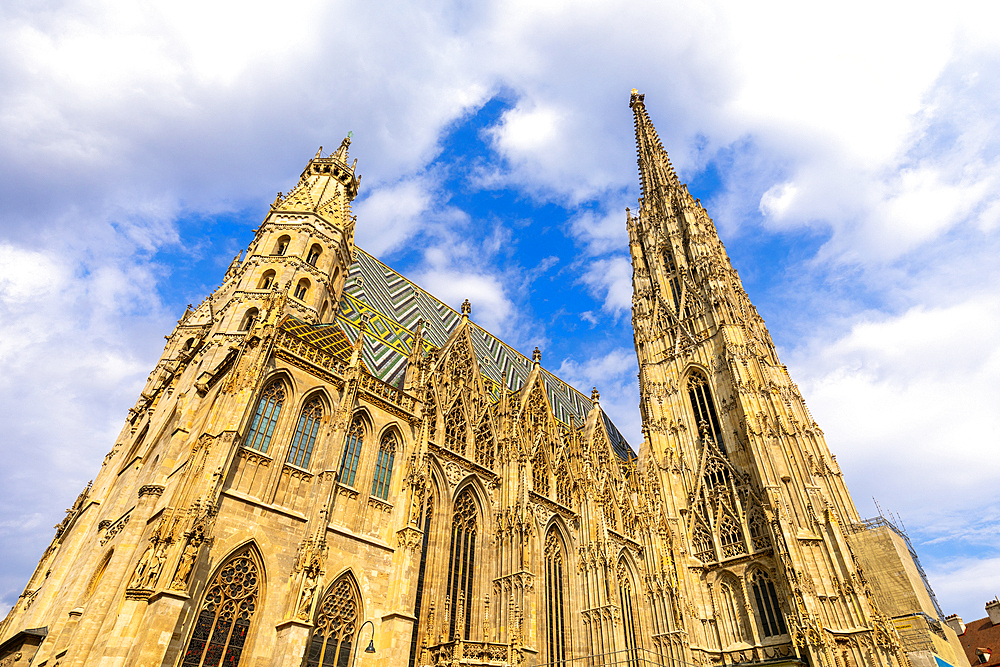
{"left": 171, "top": 541, "right": 199, "bottom": 590}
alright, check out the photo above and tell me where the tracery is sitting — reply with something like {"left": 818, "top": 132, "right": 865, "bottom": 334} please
{"left": 305, "top": 575, "right": 358, "bottom": 667}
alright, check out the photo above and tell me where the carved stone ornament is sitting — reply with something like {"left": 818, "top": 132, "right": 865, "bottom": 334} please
{"left": 396, "top": 526, "right": 423, "bottom": 552}
{"left": 444, "top": 461, "right": 464, "bottom": 488}
{"left": 138, "top": 484, "right": 165, "bottom": 498}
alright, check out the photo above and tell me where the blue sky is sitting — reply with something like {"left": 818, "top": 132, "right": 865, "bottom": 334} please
{"left": 1, "top": 0, "right": 999, "bottom": 625}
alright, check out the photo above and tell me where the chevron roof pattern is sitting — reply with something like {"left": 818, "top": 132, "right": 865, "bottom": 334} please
{"left": 282, "top": 248, "right": 635, "bottom": 461}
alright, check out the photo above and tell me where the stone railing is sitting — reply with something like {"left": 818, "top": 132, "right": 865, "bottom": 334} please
{"left": 358, "top": 372, "right": 417, "bottom": 413}
{"left": 276, "top": 331, "right": 349, "bottom": 378}
{"left": 426, "top": 640, "right": 512, "bottom": 666}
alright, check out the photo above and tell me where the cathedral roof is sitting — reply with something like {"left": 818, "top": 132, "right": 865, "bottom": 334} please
{"left": 280, "top": 247, "right": 635, "bottom": 461}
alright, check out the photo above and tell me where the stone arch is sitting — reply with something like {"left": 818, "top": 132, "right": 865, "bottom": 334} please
{"left": 180, "top": 541, "right": 265, "bottom": 667}
{"left": 85, "top": 548, "right": 114, "bottom": 598}
{"left": 305, "top": 568, "right": 365, "bottom": 667}
{"left": 714, "top": 570, "right": 751, "bottom": 648}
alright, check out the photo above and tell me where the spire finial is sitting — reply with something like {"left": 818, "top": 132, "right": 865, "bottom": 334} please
{"left": 461, "top": 299, "right": 471, "bottom": 317}
{"left": 532, "top": 347, "right": 541, "bottom": 367}
{"left": 630, "top": 90, "right": 678, "bottom": 199}
{"left": 591, "top": 386, "right": 600, "bottom": 403}
{"left": 314, "top": 146, "right": 323, "bottom": 159}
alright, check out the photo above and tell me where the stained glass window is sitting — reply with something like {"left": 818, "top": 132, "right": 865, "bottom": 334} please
{"left": 181, "top": 547, "right": 261, "bottom": 667}
{"left": 245, "top": 383, "right": 284, "bottom": 454}
{"left": 446, "top": 489, "right": 477, "bottom": 640}
{"left": 287, "top": 398, "right": 323, "bottom": 468}
{"left": 545, "top": 529, "right": 567, "bottom": 665}
{"left": 305, "top": 576, "right": 358, "bottom": 667}
{"left": 338, "top": 417, "right": 364, "bottom": 488}
{"left": 370, "top": 432, "right": 396, "bottom": 501}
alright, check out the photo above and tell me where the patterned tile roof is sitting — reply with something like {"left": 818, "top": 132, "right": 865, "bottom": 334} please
{"left": 283, "top": 248, "right": 636, "bottom": 461}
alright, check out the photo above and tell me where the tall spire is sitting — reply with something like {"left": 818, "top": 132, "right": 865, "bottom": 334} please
{"left": 273, "top": 134, "right": 360, "bottom": 220}
{"left": 630, "top": 89, "right": 679, "bottom": 201}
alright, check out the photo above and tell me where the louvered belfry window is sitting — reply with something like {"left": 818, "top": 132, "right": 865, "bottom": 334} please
{"left": 751, "top": 570, "right": 787, "bottom": 637}
{"left": 446, "top": 489, "right": 477, "bottom": 640}
{"left": 687, "top": 370, "right": 726, "bottom": 454}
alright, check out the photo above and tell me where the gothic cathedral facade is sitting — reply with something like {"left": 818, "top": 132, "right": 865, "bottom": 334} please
{"left": 0, "top": 92, "right": 957, "bottom": 667}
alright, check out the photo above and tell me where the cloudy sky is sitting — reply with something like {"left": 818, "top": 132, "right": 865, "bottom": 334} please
{"left": 2, "top": 0, "right": 999, "bottom": 623}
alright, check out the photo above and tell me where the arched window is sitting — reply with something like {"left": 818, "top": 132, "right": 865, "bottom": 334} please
{"left": 319, "top": 301, "right": 329, "bottom": 321}
{"left": 748, "top": 510, "right": 770, "bottom": 552}
{"left": 338, "top": 416, "right": 364, "bottom": 487}
{"left": 544, "top": 529, "right": 567, "bottom": 665}
{"left": 718, "top": 580, "right": 746, "bottom": 647}
{"left": 533, "top": 450, "right": 549, "bottom": 497}
{"left": 245, "top": 383, "right": 284, "bottom": 453}
{"left": 287, "top": 397, "right": 323, "bottom": 468}
{"left": 181, "top": 546, "right": 262, "bottom": 667}
{"left": 618, "top": 561, "right": 640, "bottom": 667}
{"left": 273, "top": 236, "right": 290, "bottom": 256}
{"left": 258, "top": 270, "right": 276, "bottom": 290}
{"left": 444, "top": 402, "right": 467, "bottom": 454}
{"left": 307, "top": 244, "right": 322, "bottom": 266}
{"left": 719, "top": 515, "right": 746, "bottom": 558}
{"left": 750, "top": 570, "right": 787, "bottom": 637}
{"left": 371, "top": 432, "right": 396, "bottom": 501}
{"left": 446, "top": 489, "right": 477, "bottom": 641}
{"left": 692, "top": 524, "right": 714, "bottom": 562}
{"left": 294, "top": 279, "right": 309, "bottom": 300}
{"left": 305, "top": 575, "right": 358, "bottom": 667}
{"left": 239, "top": 308, "right": 259, "bottom": 332}
{"left": 687, "top": 370, "right": 726, "bottom": 454}
{"left": 474, "top": 417, "right": 494, "bottom": 469}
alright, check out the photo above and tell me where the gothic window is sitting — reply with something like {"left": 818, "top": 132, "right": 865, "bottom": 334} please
{"left": 273, "top": 236, "right": 290, "bottom": 256}
{"left": 286, "top": 397, "right": 323, "bottom": 468}
{"left": 307, "top": 244, "right": 322, "bottom": 266}
{"left": 618, "top": 562, "right": 640, "bottom": 667}
{"left": 305, "top": 575, "right": 358, "bottom": 667}
{"left": 718, "top": 581, "right": 746, "bottom": 647}
{"left": 181, "top": 546, "right": 261, "bottom": 667}
{"left": 444, "top": 402, "right": 467, "bottom": 455}
{"left": 687, "top": 370, "right": 726, "bottom": 454}
{"left": 339, "top": 416, "right": 365, "bottom": 488}
{"left": 750, "top": 570, "right": 787, "bottom": 637}
{"left": 446, "top": 338, "right": 474, "bottom": 387}
{"left": 245, "top": 383, "right": 284, "bottom": 454}
{"left": 532, "top": 450, "right": 550, "bottom": 497}
{"left": 718, "top": 515, "right": 746, "bottom": 559}
{"left": 522, "top": 384, "right": 548, "bottom": 444}
{"left": 544, "top": 529, "right": 567, "bottom": 665}
{"left": 748, "top": 510, "right": 769, "bottom": 552}
{"left": 370, "top": 432, "right": 396, "bottom": 501}
{"left": 474, "top": 417, "right": 494, "bottom": 469}
{"left": 258, "top": 270, "right": 276, "bottom": 290}
{"left": 704, "top": 458, "right": 729, "bottom": 490}
{"left": 408, "top": 492, "right": 434, "bottom": 667}
{"left": 446, "top": 489, "right": 477, "bottom": 641}
{"left": 239, "top": 308, "right": 256, "bottom": 331}
{"left": 692, "top": 524, "right": 714, "bottom": 562}
{"left": 294, "top": 279, "right": 310, "bottom": 300}
{"left": 555, "top": 465, "right": 571, "bottom": 507}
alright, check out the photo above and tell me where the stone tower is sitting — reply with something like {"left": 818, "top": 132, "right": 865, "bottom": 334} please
{"left": 625, "top": 89, "right": 956, "bottom": 667}
{"left": 0, "top": 98, "right": 965, "bottom": 667}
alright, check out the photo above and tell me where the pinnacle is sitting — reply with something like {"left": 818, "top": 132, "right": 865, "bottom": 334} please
{"left": 630, "top": 90, "right": 679, "bottom": 199}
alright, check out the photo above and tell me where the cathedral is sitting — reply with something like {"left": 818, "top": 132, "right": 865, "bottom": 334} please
{"left": 0, "top": 92, "right": 969, "bottom": 667}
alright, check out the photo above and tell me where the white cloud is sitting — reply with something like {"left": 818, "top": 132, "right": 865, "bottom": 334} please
{"left": 579, "top": 255, "right": 632, "bottom": 316}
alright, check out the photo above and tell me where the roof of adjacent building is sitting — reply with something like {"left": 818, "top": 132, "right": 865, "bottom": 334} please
{"left": 280, "top": 247, "right": 635, "bottom": 461}
{"left": 958, "top": 616, "right": 1000, "bottom": 667}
